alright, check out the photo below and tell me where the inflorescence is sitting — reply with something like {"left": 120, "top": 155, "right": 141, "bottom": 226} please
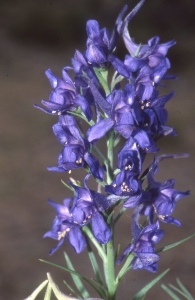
{"left": 35, "top": 0, "right": 189, "bottom": 272}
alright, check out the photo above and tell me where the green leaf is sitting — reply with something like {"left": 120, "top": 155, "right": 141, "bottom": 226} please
{"left": 93, "top": 67, "right": 110, "bottom": 96}
{"left": 40, "top": 259, "right": 103, "bottom": 297}
{"left": 161, "top": 284, "right": 181, "bottom": 300}
{"left": 116, "top": 253, "right": 134, "bottom": 285}
{"left": 67, "top": 110, "right": 95, "bottom": 126}
{"left": 110, "top": 71, "right": 124, "bottom": 91}
{"left": 115, "top": 244, "right": 120, "bottom": 262}
{"left": 90, "top": 278, "right": 108, "bottom": 297}
{"left": 44, "top": 283, "right": 52, "bottom": 300}
{"left": 86, "top": 240, "right": 104, "bottom": 286}
{"left": 168, "top": 284, "right": 191, "bottom": 299}
{"left": 176, "top": 278, "right": 194, "bottom": 299}
{"left": 61, "top": 180, "right": 74, "bottom": 192}
{"left": 156, "top": 233, "right": 195, "bottom": 253}
{"left": 134, "top": 44, "right": 142, "bottom": 57}
{"left": 63, "top": 280, "right": 82, "bottom": 299}
{"left": 107, "top": 210, "right": 115, "bottom": 224}
{"left": 64, "top": 252, "right": 90, "bottom": 299}
{"left": 132, "top": 269, "right": 170, "bottom": 300}
{"left": 24, "top": 279, "right": 48, "bottom": 300}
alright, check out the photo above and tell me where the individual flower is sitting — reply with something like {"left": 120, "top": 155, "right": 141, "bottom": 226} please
{"left": 43, "top": 198, "right": 86, "bottom": 255}
{"left": 105, "top": 169, "right": 142, "bottom": 207}
{"left": 117, "top": 137, "right": 142, "bottom": 173}
{"left": 84, "top": 4, "right": 129, "bottom": 66}
{"left": 34, "top": 68, "right": 92, "bottom": 121}
{"left": 140, "top": 157, "right": 190, "bottom": 225}
{"left": 47, "top": 115, "right": 104, "bottom": 181}
{"left": 86, "top": 89, "right": 135, "bottom": 143}
{"left": 71, "top": 176, "right": 112, "bottom": 244}
{"left": 117, "top": 205, "right": 164, "bottom": 272}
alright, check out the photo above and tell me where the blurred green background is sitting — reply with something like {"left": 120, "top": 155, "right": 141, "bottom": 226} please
{"left": 0, "top": 0, "right": 195, "bottom": 299}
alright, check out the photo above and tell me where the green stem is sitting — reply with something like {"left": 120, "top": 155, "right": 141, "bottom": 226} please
{"left": 106, "top": 238, "right": 116, "bottom": 300}
{"left": 93, "top": 145, "right": 109, "bottom": 168}
{"left": 82, "top": 226, "right": 107, "bottom": 263}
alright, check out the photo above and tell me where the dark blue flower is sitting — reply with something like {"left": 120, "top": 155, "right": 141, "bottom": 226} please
{"left": 117, "top": 137, "right": 141, "bottom": 173}
{"left": 34, "top": 68, "right": 92, "bottom": 121}
{"left": 47, "top": 116, "right": 104, "bottom": 181}
{"left": 43, "top": 198, "right": 86, "bottom": 254}
{"left": 117, "top": 205, "right": 164, "bottom": 272}
{"left": 87, "top": 89, "right": 136, "bottom": 143}
{"left": 85, "top": 4, "right": 130, "bottom": 66}
{"left": 140, "top": 157, "right": 190, "bottom": 225}
{"left": 105, "top": 169, "right": 142, "bottom": 208}
{"left": 71, "top": 177, "right": 112, "bottom": 244}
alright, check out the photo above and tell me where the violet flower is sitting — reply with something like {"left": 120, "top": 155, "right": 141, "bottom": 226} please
{"left": 43, "top": 198, "right": 86, "bottom": 255}
{"left": 70, "top": 176, "right": 112, "bottom": 244}
{"left": 118, "top": 206, "right": 164, "bottom": 272}
{"left": 34, "top": 68, "right": 92, "bottom": 121}
{"left": 47, "top": 114, "right": 104, "bottom": 181}
{"left": 140, "top": 157, "right": 190, "bottom": 225}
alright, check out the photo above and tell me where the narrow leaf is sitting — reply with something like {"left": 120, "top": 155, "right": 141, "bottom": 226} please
{"left": 86, "top": 240, "right": 104, "bottom": 286}
{"left": 156, "top": 233, "right": 195, "bottom": 253}
{"left": 132, "top": 269, "right": 170, "bottom": 300}
{"left": 116, "top": 253, "right": 134, "bottom": 284}
{"left": 63, "top": 280, "right": 82, "bottom": 299}
{"left": 107, "top": 210, "right": 115, "bottom": 224}
{"left": 93, "top": 68, "right": 110, "bottom": 96}
{"left": 40, "top": 260, "right": 103, "bottom": 297}
{"left": 64, "top": 252, "right": 90, "bottom": 299}
{"left": 44, "top": 283, "right": 52, "bottom": 300}
{"left": 90, "top": 278, "right": 108, "bottom": 297}
{"left": 61, "top": 180, "right": 74, "bottom": 192}
{"left": 161, "top": 284, "right": 181, "bottom": 300}
{"left": 176, "top": 278, "right": 194, "bottom": 299}
{"left": 24, "top": 279, "right": 48, "bottom": 300}
{"left": 115, "top": 244, "right": 120, "bottom": 262}
{"left": 168, "top": 284, "right": 191, "bottom": 299}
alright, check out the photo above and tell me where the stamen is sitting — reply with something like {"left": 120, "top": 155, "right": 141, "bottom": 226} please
{"left": 121, "top": 182, "right": 131, "bottom": 192}
{"left": 125, "top": 164, "right": 132, "bottom": 170}
{"left": 68, "top": 170, "right": 71, "bottom": 174}
{"left": 58, "top": 228, "right": 70, "bottom": 240}
{"left": 76, "top": 158, "right": 83, "bottom": 164}
{"left": 52, "top": 110, "right": 57, "bottom": 114}
{"left": 146, "top": 102, "right": 150, "bottom": 107}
